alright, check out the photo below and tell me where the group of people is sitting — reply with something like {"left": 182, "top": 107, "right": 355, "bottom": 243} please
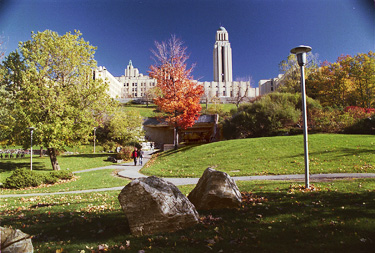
{"left": 131, "top": 147, "right": 144, "bottom": 166}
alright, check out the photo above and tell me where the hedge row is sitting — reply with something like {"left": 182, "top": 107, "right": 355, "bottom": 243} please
{"left": 4, "top": 169, "right": 74, "bottom": 189}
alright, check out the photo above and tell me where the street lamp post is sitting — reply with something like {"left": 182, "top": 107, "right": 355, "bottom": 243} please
{"left": 93, "top": 127, "right": 97, "bottom": 153}
{"left": 290, "top": 45, "right": 312, "bottom": 189}
{"left": 28, "top": 127, "right": 35, "bottom": 171}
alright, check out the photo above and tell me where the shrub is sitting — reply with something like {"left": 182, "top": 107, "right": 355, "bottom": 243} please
{"left": 40, "top": 174, "right": 59, "bottom": 184}
{"left": 102, "top": 140, "right": 116, "bottom": 152}
{"left": 310, "top": 106, "right": 375, "bottom": 134}
{"left": 4, "top": 168, "right": 43, "bottom": 189}
{"left": 4, "top": 168, "right": 74, "bottom": 189}
{"left": 344, "top": 114, "right": 375, "bottom": 134}
{"left": 50, "top": 170, "right": 73, "bottom": 180}
{"left": 222, "top": 93, "right": 301, "bottom": 139}
{"left": 116, "top": 146, "right": 133, "bottom": 160}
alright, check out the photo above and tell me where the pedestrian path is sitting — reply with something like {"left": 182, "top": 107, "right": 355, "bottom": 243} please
{"left": 2, "top": 150, "right": 375, "bottom": 198}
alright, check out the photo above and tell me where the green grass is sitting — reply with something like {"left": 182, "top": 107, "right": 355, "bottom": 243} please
{"left": 0, "top": 153, "right": 115, "bottom": 182}
{"left": 142, "top": 134, "right": 375, "bottom": 177}
{"left": 120, "top": 104, "right": 159, "bottom": 117}
{"left": 1, "top": 179, "right": 374, "bottom": 252}
{"left": 2, "top": 169, "right": 130, "bottom": 195}
{"left": 200, "top": 103, "right": 237, "bottom": 114}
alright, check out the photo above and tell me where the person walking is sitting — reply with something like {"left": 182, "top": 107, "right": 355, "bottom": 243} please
{"left": 139, "top": 149, "right": 144, "bottom": 165}
{"left": 131, "top": 147, "right": 138, "bottom": 166}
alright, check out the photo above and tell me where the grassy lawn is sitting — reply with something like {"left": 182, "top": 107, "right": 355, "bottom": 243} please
{"left": 142, "top": 134, "right": 375, "bottom": 178}
{"left": 200, "top": 103, "right": 237, "bottom": 114}
{"left": 0, "top": 152, "right": 131, "bottom": 195}
{"left": 1, "top": 179, "right": 374, "bottom": 252}
{"left": 120, "top": 104, "right": 160, "bottom": 118}
{"left": 0, "top": 153, "right": 116, "bottom": 182}
{"left": 1, "top": 169, "right": 130, "bottom": 195}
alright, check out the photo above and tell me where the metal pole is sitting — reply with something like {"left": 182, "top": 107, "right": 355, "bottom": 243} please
{"left": 93, "top": 127, "right": 96, "bottom": 153}
{"left": 30, "top": 129, "right": 33, "bottom": 171}
{"left": 300, "top": 64, "right": 310, "bottom": 188}
{"left": 291, "top": 45, "right": 312, "bottom": 189}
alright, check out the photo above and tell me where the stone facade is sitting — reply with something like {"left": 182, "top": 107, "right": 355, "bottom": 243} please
{"left": 259, "top": 74, "right": 284, "bottom": 95}
{"left": 93, "top": 66, "right": 122, "bottom": 98}
{"left": 199, "top": 27, "right": 259, "bottom": 101}
{"left": 213, "top": 27, "right": 233, "bottom": 82}
{"left": 198, "top": 80, "right": 259, "bottom": 100}
{"left": 115, "top": 60, "right": 157, "bottom": 98}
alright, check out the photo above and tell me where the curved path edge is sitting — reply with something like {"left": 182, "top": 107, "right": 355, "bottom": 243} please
{"left": 2, "top": 151, "right": 375, "bottom": 198}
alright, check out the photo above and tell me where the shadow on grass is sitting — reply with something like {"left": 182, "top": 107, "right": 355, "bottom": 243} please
{"left": 62, "top": 153, "right": 111, "bottom": 159}
{"left": 0, "top": 161, "right": 45, "bottom": 172}
{"left": 156, "top": 145, "right": 201, "bottom": 158}
{"left": 284, "top": 147, "right": 375, "bottom": 159}
{"left": 2, "top": 183, "right": 374, "bottom": 252}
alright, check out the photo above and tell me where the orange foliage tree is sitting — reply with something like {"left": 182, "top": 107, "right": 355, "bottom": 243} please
{"left": 149, "top": 35, "right": 204, "bottom": 149}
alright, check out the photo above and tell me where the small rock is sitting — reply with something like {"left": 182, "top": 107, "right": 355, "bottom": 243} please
{"left": 0, "top": 226, "right": 34, "bottom": 253}
{"left": 188, "top": 167, "right": 242, "bottom": 210}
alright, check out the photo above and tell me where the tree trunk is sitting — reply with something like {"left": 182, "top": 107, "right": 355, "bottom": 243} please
{"left": 47, "top": 147, "right": 61, "bottom": 171}
{"left": 174, "top": 126, "right": 179, "bottom": 150}
{"left": 40, "top": 146, "right": 43, "bottom": 157}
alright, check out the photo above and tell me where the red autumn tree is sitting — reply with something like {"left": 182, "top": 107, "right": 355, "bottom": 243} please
{"left": 149, "top": 35, "right": 204, "bottom": 149}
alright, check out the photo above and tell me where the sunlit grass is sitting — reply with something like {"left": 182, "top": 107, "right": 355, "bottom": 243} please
{"left": 142, "top": 134, "right": 375, "bottom": 177}
{"left": 0, "top": 153, "right": 114, "bottom": 182}
{"left": 2, "top": 169, "right": 129, "bottom": 195}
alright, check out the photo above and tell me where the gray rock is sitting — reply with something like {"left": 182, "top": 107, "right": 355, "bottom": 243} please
{"left": 0, "top": 226, "right": 34, "bottom": 253}
{"left": 188, "top": 167, "right": 242, "bottom": 210}
{"left": 118, "top": 176, "right": 199, "bottom": 236}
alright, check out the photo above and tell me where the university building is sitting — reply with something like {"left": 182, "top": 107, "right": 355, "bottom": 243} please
{"left": 198, "top": 27, "right": 259, "bottom": 101}
{"left": 258, "top": 74, "right": 284, "bottom": 95}
{"left": 96, "top": 27, "right": 259, "bottom": 101}
{"left": 115, "top": 60, "right": 156, "bottom": 98}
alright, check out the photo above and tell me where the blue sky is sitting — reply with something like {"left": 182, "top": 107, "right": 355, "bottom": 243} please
{"left": 0, "top": 0, "right": 374, "bottom": 86}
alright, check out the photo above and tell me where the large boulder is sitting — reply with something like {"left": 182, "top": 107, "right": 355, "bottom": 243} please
{"left": 118, "top": 176, "right": 199, "bottom": 236}
{"left": 188, "top": 167, "right": 242, "bottom": 210}
{"left": 0, "top": 226, "right": 33, "bottom": 253}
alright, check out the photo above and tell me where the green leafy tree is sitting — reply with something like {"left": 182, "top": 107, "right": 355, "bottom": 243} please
{"left": 347, "top": 52, "right": 375, "bottom": 108}
{"left": 107, "top": 109, "right": 144, "bottom": 145}
{"left": 222, "top": 93, "right": 319, "bottom": 139}
{"left": 0, "top": 51, "right": 27, "bottom": 143}
{"left": 308, "top": 56, "right": 354, "bottom": 107}
{"left": 1, "top": 30, "right": 115, "bottom": 170}
{"left": 278, "top": 52, "right": 319, "bottom": 93}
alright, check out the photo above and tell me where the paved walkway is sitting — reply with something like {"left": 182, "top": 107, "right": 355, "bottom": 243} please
{"left": 2, "top": 150, "right": 375, "bottom": 198}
